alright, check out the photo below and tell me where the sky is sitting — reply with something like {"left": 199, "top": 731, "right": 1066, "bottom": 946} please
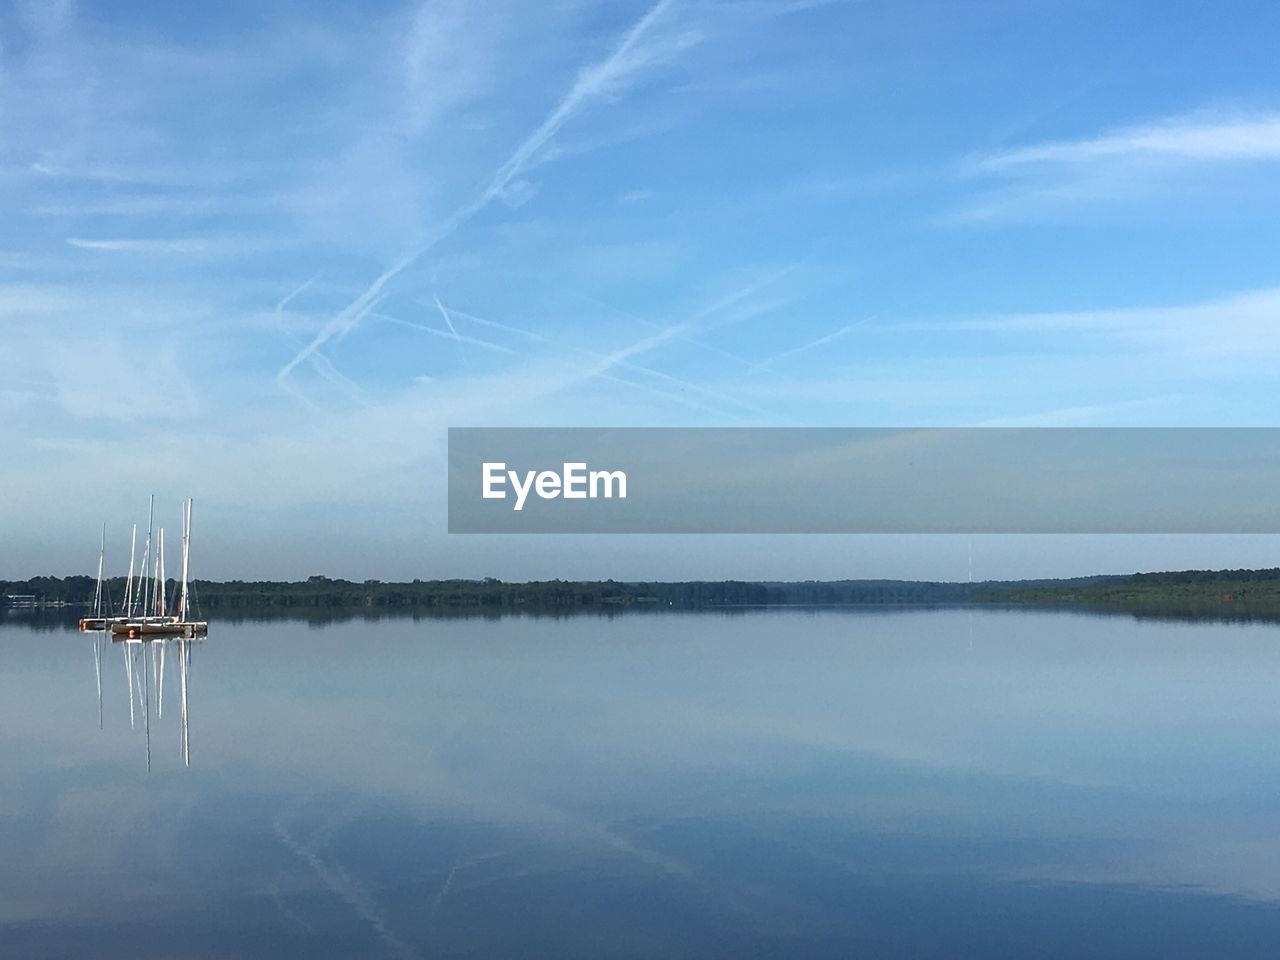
{"left": 4, "top": 0, "right": 1280, "bottom": 581}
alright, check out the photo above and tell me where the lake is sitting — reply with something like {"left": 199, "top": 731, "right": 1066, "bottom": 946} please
{"left": 3, "top": 607, "right": 1280, "bottom": 958}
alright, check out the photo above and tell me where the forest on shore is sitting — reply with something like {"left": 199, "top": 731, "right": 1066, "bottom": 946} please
{"left": 7, "top": 569, "right": 1279, "bottom": 619}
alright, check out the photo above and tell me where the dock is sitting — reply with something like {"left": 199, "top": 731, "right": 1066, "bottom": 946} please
{"left": 111, "top": 618, "right": 208, "bottom": 639}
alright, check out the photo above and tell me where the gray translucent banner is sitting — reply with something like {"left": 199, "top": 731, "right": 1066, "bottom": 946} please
{"left": 448, "top": 428, "right": 1280, "bottom": 534}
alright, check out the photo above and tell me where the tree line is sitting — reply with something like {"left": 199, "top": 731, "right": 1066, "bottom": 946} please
{"left": 2, "top": 572, "right": 1128, "bottom": 612}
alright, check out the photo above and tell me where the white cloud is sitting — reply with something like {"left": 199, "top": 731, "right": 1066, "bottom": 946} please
{"left": 899, "top": 287, "right": 1280, "bottom": 360}
{"left": 67, "top": 237, "right": 212, "bottom": 255}
{"left": 400, "top": 0, "right": 506, "bottom": 136}
{"left": 981, "top": 111, "right": 1280, "bottom": 171}
{"left": 954, "top": 108, "right": 1280, "bottom": 222}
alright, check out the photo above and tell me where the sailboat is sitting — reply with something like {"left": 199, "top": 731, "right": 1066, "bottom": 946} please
{"left": 112, "top": 498, "right": 208, "bottom": 638}
{"left": 78, "top": 523, "right": 110, "bottom": 631}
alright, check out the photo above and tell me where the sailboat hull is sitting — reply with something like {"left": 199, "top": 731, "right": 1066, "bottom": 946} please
{"left": 111, "top": 620, "right": 207, "bottom": 638}
{"left": 81, "top": 616, "right": 131, "bottom": 631}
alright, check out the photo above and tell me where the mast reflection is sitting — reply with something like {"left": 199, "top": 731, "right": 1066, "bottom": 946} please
{"left": 91, "top": 631, "right": 199, "bottom": 771}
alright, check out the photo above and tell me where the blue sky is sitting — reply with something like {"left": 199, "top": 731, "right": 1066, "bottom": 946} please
{"left": 5, "top": 0, "right": 1280, "bottom": 579}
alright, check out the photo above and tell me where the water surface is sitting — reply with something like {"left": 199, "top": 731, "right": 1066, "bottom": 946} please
{"left": 4, "top": 607, "right": 1280, "bottom": 957}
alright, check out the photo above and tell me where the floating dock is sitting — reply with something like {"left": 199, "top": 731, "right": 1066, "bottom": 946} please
{"left": 80, "top": 616, "right": 129, "bottom": 631}
{"left": 111, "top": 618, "right": 207, "bottom": 639}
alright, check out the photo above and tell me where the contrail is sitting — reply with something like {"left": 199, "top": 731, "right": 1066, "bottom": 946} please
{"left": 276, "top": 250, "right": 419, "bottom": 388}
{"left": 276, "top": 0, "right": 679, "bottom": 391}
{"left": 747, "top": 314, "right": 876, "bottom": 373}
{"left": 275, "top": 814, "right": 418, "bottom": 960}
{"left": 270, "top": 882, "right": 314, "bottom": 933}
{"left": 444, "top": 305, "right": 548, "bottom": 342}
{"left": 433, "top": 293, "right": 470, "bottom": 368}
{"left": 272, "top": 274, "right": 320, "bottom": 329}
{"left": 438, "top": 298, "right": 755, "bottom": 412}
{"left": 434, "top": 299, "right": 760, "bottom": 415}
{"left": 567, "top": 290, "right": 760, "bottom": 367}
{"left": 433, "top": 294, "right": 461, "bottom": 340}
{"left": 524, "top": 267, "right": 799, "bottom": 418}
{"left": 589, "top": 264, "right": 799, "bottom": 376}
{"left": 571, "top": 343, "right": 770, "bottom": 419}
{"left": 372, "top": 311, "right": 517, "bottom": 354}
{"left": 430, "top": 862, "right": 458, "bottom": 919}
{"left": 309, "top": 352, "right": 363, "bottom": 397}
{"left": 272, "top": 274, "right": 362, "bottom": 398}
{"left": 432, "top": 295, "right": 772, "bottom": 418}
{"left": 466, "top": 0, "right": 677, "bottom": 213}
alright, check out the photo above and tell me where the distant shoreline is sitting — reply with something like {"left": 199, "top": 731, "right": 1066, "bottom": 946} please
{"left": 6, "top": 568, "right": 1280, "bottom": 621}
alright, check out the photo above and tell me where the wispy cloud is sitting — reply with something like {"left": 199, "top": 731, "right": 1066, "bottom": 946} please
{"left": 954, "top": 108, "right": 1280, "bottom": 222}
{"left": 400, "top": 0, "right": 504, "bottom": 136}
{"left": 973, "top": 396, "right": 1189, "bottom": 428}
{"left": 28, "top": 159, "right": 269, "bottom": 188}
{"left": 66, "top": 235, "right": 286, "bottom": 257}
{"left": 692, "top": 0, "right": 854, "bottom": 18}
{"left": 898, "top": 286, "right": 1280, "bottom": 359}
{"left": 30, "top": 195, "right": 228, "bottom": 217}
{"left": 276, "top": 0, "right": 689, "bottom": 392}
{"left": 980, "top": 111, "right": 1280, "bottom": 171}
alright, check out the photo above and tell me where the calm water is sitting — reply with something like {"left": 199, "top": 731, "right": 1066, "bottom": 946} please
{"left": 4, "top": 607, "right": 1280, "bottom": 958}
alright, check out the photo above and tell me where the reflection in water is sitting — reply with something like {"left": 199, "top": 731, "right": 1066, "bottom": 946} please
{"left": 8, "top": 609, "right": 1280, "bottom": 958}
{"left": 92, "top": 630, "right": 103, "bottom": 730}
{"left": 89, "top": 631, "right": 196, "bottom": 770}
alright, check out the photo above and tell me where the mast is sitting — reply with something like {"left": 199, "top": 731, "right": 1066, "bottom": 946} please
{"left": 179, "top": 499, "right": 191, "bottom": 622}
{"left": 150, "top": 542, "right": 158, "bottom": 617}
{"left": 141, "top": 495, "right": 154, "bottom": 619}
{"left": 92, "top": 523, "right": 106, "bottom": 618}
{"left": 124, "top": 524, "right": 137, "bottom": 617}
{"left": 155, "top": 528, "right": 165, "bottom": 618}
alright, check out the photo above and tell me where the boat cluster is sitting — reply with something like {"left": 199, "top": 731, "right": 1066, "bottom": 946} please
{"left": 79, "top": 496, "right": 208, "bottom": 639}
